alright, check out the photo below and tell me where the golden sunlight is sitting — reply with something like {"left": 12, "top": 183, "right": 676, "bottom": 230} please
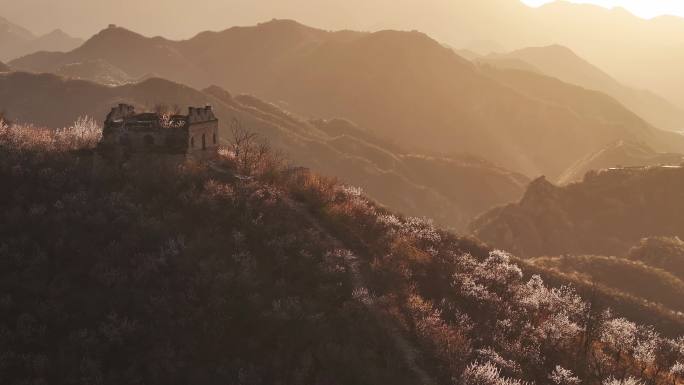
{"left": 521, "top": 0, "right": 684, "bottom": 18}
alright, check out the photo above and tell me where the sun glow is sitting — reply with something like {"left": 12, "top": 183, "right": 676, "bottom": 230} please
{"left": 521, "top": 0, "right": 684, "bottom": 19}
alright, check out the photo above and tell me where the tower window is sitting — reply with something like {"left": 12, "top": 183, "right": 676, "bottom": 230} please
{"left": 190, "top": 136, "right": 195, "bottom": 148}
{"left": 202, "top": 134, "right": 206, "bottom": 150}
{"left": 213, "top": 133, "right": 217, "bottom": 144}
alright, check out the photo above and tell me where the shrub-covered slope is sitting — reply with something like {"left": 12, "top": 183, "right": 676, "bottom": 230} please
{"left": 528, "top": 255, "right": 684, "bottom": 313}
{"left": 470, "top": 167, "right": 684, "bottom": 258}
{"left": 0, "top": 122, "right": 682, "bottom": 385}
{"left": 628, "top": 237, "right": 684, "bottom": 281}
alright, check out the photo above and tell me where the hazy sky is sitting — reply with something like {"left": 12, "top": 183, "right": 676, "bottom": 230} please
{"left": 2, "top": 0, "right": 684, "bottom": 39}
{"left": 521, "top": 0, "right": 684, "bottom": 19}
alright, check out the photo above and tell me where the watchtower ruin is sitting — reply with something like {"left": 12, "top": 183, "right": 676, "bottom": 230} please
{"left": 98, "top": 104, "right": 219, "bottom": 161}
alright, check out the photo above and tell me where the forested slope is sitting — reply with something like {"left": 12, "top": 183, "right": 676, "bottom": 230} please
{"left": 0, "top": 121, "right": 682, "bottom": 385}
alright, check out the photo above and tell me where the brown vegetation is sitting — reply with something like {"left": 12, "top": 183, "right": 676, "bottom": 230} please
{"left": 1, "top": 122, "right": 682, "bottom": 385}
{"left": 528, "top": 255, "right": 684, "bottom": 313}
{"left": 628, "top": 237, "right": 684, "bottom": 281}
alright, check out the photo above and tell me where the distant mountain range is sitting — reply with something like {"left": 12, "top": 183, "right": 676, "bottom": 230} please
{"left": 0, "top": 17, "right": 83, "bottom": 62}
{"left": 0, "top": 61, "right": 9, "bottom": 72}
{"left": 11, "top": 20, "right": 684, "bottom": 179}
{"left": 8, "top": 1, "right": 684, "bottom": 116}
{"left": 0, "top": 71, "right": 528, "bottom": 230}
{"left": 470, "top": 166, "right": 684, "bottom": 258}
{"left": 479, "top": 45, "right": 684, "bottom": 132}
{"left": 322, "top": 0, "right": 684, "bottom": 113}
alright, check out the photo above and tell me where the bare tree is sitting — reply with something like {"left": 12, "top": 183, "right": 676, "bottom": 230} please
{"left": 229, "top": 118, "right": 259, "bottom": 174}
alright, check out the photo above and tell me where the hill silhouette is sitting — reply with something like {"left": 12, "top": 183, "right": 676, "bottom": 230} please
{"left": 0, "top": 61, "right": 9, "bottom": 72}
{"left": 0, "top": 71, "right": 528, "bottom": 230}
{"left": 628, "top": 237, "right": 684, "bottom": 281}
{"left": 514, "top": 1, "right": 684, "bottom": 111}
{"left": 343, "top": 0, "right": 684, "bottom": 111}
{"left": 0, "top": 16, "right": 34, "bottom": 60}
{"left": 11, "top": 20, "right": 684, "bottom": 178}
{"left": 470, "top": 166, "right": 684, "bottom": 258}
{"left": 558, "top": 141, "right": 684, "bottom": 185}
{"left": 1, "top": 121, "right": 682, "bottom": 384}
{"left": 8, "top": 0, "right": 684, "bottom": 110}
{"left": 0, "top": 17, "right": 82, "bottom": 61}
{"left": 485, "top": 45, "right": 684, "bottom": 131}
{"left": 21, "top": 29, "right": 83, "bottom": 58}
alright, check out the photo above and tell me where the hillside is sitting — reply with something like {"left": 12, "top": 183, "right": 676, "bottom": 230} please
{"left": 21, "top": 29, "right": 83, "bottom": 58}
{"left": 628, "top": 237, "right": 684, "bottom": 281}
{"left": 0, "top": 61, "right": 9, "bottom": 72}
{"left": 11, "top": 20, "right": 684, "bottom": 178}
{"left": 0, "top": 71, "right": 528, "bottom": 230}
{"left": 529, "top": 254, "right": 684, "bottom": 314}
{"left": 484, "top": 45, "right": 684, "bottom": 131}
{"left": 1, "top": 121, "right": 682, "bottom": 384}
{"left": 558, "top": 141, "right": 684, "bottom": 185}
{"left": 476, "top": 56, "right": 540, "bottom": 74}
{"left": 478, "top": 66, "right": 655, "bottom": 139}
{"left": 470, "top": 166, "right": 684, "bottom": 258}
{"left": 55, "top": 59, "right": 133, "bottom": 86}
{"left": 0, "top": 17, "right": 82, "bottom": 61}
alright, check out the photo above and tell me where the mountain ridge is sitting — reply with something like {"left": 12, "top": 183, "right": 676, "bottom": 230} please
{"left": 558, "top": 141, "right": 684, "bottom": 184}
{"left": 11, "top": 20, "right": 684, "bottom": 179}
{"left": 0, "top": 70, "right": 528, "bottom": 230}
{"left": 484, "top": 44, "right": 684, "bottom": 130}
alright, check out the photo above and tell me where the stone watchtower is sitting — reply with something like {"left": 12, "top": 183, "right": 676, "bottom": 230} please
{"left": 98, "top": 104, "right": 219, "bottom": 161}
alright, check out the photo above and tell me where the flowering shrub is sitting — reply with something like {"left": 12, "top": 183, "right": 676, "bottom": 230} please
{"left": 671, "top": 362, "right": 684, "bottom": 378}
{"left": 602, "top": 377, "right": 643, "bottom": 385}
{"left": 461, "top": 361, "right": 531, "bottom": 385}
{"left": 0, "top": 116, "right": 101, "bottom": 151}
{"left": 549, "top": 365, "right": 582, "bottom": 385}
{"left": 476, "top": 348, "right": 522, "bottom": 375}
